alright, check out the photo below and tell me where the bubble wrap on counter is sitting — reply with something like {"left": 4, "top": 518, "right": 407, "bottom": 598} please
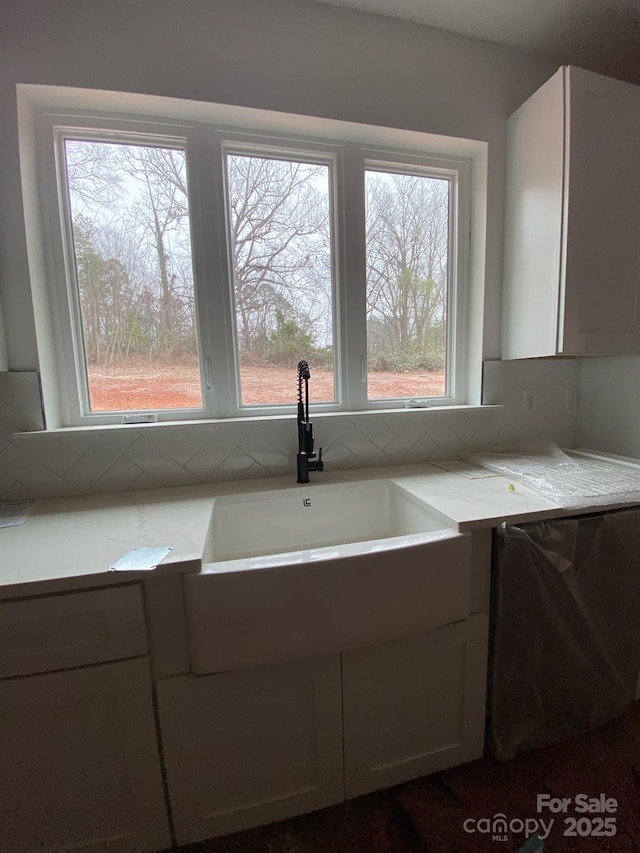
{"left": 467, "top": 442, "right": 640, "bottom": 508}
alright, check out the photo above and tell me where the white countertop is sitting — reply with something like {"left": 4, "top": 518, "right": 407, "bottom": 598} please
{"left": 1, "top": 455, "right": 638, "bottom": 599}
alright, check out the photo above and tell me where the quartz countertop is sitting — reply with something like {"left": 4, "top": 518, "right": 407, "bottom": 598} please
{"left": 1, "top": 454, "right": 638, "bottom": 599}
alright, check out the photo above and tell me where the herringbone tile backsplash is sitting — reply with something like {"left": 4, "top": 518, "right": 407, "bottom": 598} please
{"left": 0, "top": 360, "right": 579, "bottom": 499}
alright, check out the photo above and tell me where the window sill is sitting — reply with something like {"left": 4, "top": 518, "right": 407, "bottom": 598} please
{"left": 12, "top": 404, "right": 502, "bottom": 441}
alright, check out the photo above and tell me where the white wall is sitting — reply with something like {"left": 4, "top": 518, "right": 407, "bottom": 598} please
{"left": 0, "top": 0, "right": 584, "bottom": 499}
{"left": 576, "top": 358, "right": 640, "bottom": 458}
{"left": 0, "top": 0, "right": 554, "bottom": 369}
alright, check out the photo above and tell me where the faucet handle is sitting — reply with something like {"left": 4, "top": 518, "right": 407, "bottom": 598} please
{"left": 304, "top": 421, "right": 315, "bottom": 456}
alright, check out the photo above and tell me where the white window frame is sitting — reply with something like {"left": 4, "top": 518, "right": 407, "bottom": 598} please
{"left": 31, "top": 98, "right": 471, "bottom": 428}
{"left": 362, "top": 151, "right": 468, "bottom": 406}
{"left": 216, "top": 134, "right": 343, "bottom": 416}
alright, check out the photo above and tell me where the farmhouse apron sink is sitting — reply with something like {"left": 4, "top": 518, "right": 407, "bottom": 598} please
{"left": 185, "top": 479, "right": 471, "bottom": 673}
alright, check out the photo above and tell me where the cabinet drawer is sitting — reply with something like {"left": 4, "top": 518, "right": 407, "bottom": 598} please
{"left": 0, "top": 586, "right": 147, "bottom": 677}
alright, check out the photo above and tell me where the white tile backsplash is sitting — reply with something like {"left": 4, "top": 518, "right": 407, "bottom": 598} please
{"left": 87, "top": 454, "right": 145, "bottom": 495}
{"left": 124, "top": 435, "right": 200, "bottom": 487}
{"left": 61, "top": 431, "right": 139, "bottom": 491}
{"left": 142, "top": 428, "right": 201, "bottom": 466}
{"left": 0, "top": 360, "right": 580, "bottom": 499}
{"left": 0, "top": 372, "right": 44, "bottom": 428}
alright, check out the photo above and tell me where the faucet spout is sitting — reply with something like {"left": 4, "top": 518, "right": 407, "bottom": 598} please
{"left": 296, "top": 360, "right": 324, "bottom": 484}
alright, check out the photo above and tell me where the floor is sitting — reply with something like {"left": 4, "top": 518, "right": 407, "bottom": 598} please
{"left": 174, "top": 703, "right": 640, "bottom": 853}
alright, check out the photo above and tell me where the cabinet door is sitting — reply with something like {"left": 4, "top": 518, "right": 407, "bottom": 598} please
{"left": 342, "top": 614, "right": 488, "bottom": 798}
{"left": 158, "top": 655, "right": 343, "bottom": 845}
{"left": 502, "top": 67, "right": 565, "bottom": 360}
{"left": 0, "top": 658, "right": 170, "bottom": 853}
{"left": 561, "top": 67, "right": 640, "bottom": 354}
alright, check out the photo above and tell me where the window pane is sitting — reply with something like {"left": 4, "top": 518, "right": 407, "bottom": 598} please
{"left": 64, "top": 139, "right": 202, "bottom": 412}
{"left": 225, "top": 153, "right": 335, "bottom": 406}
{"left": 365, "top": 169, "right": 449, "bottom": 400}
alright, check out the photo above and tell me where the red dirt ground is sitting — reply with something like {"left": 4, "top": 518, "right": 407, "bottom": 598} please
{"left": 87, "top": 357, "right": 446, "bottom": 411}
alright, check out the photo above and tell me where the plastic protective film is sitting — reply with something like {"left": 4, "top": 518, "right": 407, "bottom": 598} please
{"left": 467, "top": 442, "right": 640, "bottom": 508}
{"left": 490, "top": 508, "right": 640, "bottom": 760}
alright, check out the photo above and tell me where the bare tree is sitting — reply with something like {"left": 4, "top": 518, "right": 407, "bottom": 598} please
{"left": 366, "top": 172, "right": 449, "bottom": 370}
{"left": 66, "top": 141, "right": 197, "bottom": 365}
{"left": 121, "top": 146, "right": 193, "bottom": 356}
{"left": 66, "top": 142, "right": 335, "bottom": 370}
{"left": 226, "top": 154, "right": 331, "bottom": 361}
{"left": 64, "top": 139, "right": 123, "bottom": 211}
{"left": 66, "top": 139, "right": 451, "bottom": 382}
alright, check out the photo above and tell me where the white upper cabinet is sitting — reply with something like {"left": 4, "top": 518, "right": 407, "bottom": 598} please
{"left": 502, "top": 66, "right": 640, "bottom": 358}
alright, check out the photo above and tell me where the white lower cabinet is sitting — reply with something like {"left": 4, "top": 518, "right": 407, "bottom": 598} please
{"left": 159, "top": 615, "right": 489, "bottom": 844}
{"left": 342, "top": 613, "right": 489, "bottom": 798}
{"left": 0, "top": 658, "right": 171, "bottom": 853}
{"left": 158, "top": 654, "right": 344, "bottom": 846}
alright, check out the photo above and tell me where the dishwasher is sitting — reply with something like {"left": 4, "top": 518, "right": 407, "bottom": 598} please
{"left": 490, "top": 507, "right": 640, "bottom": 760}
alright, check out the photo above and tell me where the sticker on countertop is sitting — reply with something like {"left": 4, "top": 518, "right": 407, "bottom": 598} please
{"left": 0, "top": 500, "right": 38, "bottom": 529}
{"left": 109, "top": 546, "right": 173, "bottom": 572}
{"left": 430, "top": 460, "right": 500, "bottom": 479}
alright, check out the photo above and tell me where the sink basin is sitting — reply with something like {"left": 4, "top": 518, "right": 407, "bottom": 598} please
{"left": 203, "top": 479, "right": 451, "bottom": 566}
{"left": 186, "top": 479, "right": 471, "bottom": 674}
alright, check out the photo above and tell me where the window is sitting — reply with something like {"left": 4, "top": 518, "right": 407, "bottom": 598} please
{"left": 63, "top": 137, "right": 202, "bottom": 413}
{"left": 365, "top": 164, "right": 453, "bottom": 401}
{"left": 34, "top": 101, "right": 470, "bottom": 427}
{"left": 223, "top": 150, "right": 336, "bottom": 406}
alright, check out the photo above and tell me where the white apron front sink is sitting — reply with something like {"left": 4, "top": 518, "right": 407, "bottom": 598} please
{"left": 185, "top": 479, "right": 471, "bottom": 673}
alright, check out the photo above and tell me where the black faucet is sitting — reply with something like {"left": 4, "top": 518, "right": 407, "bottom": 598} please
{"left": 296, "top": 360, "right": 323, "bottom": 484}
